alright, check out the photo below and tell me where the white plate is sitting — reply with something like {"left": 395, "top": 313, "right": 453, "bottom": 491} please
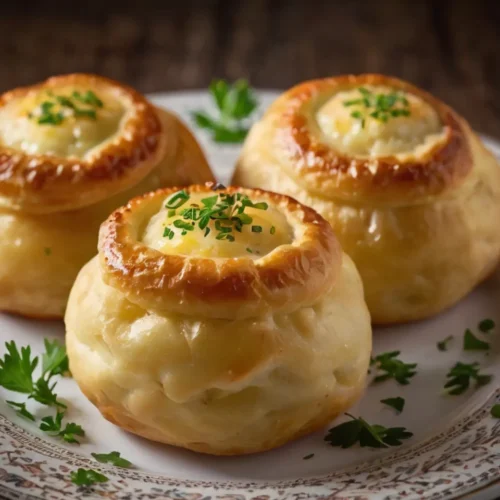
{"left": 0, "top": 91, "right": 499, "bottom": 500}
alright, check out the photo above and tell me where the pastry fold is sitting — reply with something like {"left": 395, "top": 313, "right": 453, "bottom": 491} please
{"left": 66, "top": 184, "right": 372, "bottom": 455}
{"left": 0, "top": 74, "right": 214, "bottom": 318}
{"left": 232, "top": 74, "right": 500, "bottom": 323}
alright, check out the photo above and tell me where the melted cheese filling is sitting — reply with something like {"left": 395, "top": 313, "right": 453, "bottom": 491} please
{"left": 315, "top": 86, "right": 447, "bottom": 159}
{"left": 142, "top": 193, "right": 293, "bottom": 259}
{"left": 0, "top": 86, "right": 126, "bottom": 159}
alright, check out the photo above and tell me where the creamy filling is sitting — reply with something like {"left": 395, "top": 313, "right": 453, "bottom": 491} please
{"left": 0, "top": 85, "right": 126, "bottom": 159}
{"left": 142, "top": 192, "right": 293, "bottom": 259}
{"left": 315, "top": 85, "right": 447, "bottom": 160}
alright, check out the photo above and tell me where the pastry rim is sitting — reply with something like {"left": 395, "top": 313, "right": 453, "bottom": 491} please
{"left": 273, "top": 73, "right": 472, "bottom": 203}
{"left": 0, "top": 73, "right": 167, "bottom": 213}
{"left": 98, "top": 183, "right": 342, "bottom": 319}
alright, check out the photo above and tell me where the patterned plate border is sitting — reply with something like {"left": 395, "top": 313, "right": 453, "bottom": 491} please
{"left": 0, "top": 388, "right": 498, "bottom": 500}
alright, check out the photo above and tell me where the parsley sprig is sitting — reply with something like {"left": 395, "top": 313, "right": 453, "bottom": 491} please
{"left": 40, "top": 411, "right": 85, "bottom": 444}
{"left": 162, "top": 186, "right": 271, "bottom": 244}
{"left": 70, "top": 468, "right": 108, "bottom": 487}
{"left": 370, "top": 351, "right": 417, "bottom": 385}
{"left": 29, "top": 90, "right": 103, "bottom": 125}
{"left": 91, "top": 451, "right": 132, "bottom": 468}
{"left": 325, "top": 414, "right": 413, "bottom": 449}
{"left": 381, "top": 397, "right": 405, "bottom": 413}
{"left": 0, "top": 340, "right": 68, "bottom": 409}
{"left": 343, "top": 87, "right": 411, "bottom": 128}
{"left": 463, "top": 329, "right": 490, "bottom": 351}
{"left": 193, "top": 79, "right": 258, "bottom": 143}
{"left": 444, "top": 362, "right": 492, "bottom": 395}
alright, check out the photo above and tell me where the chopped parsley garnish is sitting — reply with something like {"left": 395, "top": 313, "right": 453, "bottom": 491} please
{"left": 444, "top": 362, "right": 492, "bottom": 395}
{"left": 7, "top": 400, "right": 35, "bottom": 421}
{"left": 478, "top": 319, "right": 495, "bottom": 333}
{"left": 162, "top": 188, "right": 272, "bottom": 243}
{"left": 324, "top": 413, "right": 413, "bottom": 449}
{"left": 192, "top": 79, "right": 258, "bottom": 143}
{"left": 70, "top": 468, "right": 108, "bottom": 487}
{"left": 343, "top": 87, "right": 411, "bottom": 129}
{"left": 29, "top": 90, "right": 103, "bottom": 126}
{"left": 91, "top": 451, "right": 132, "bottom": 468}
{"left": 303, "top": 453, "right": 315, "bottom": 460}
{"left": 43, "top": 247, "right": 52, "bottom": 256}
{"left": 491, "top": 405, "right": 500, "bottom": 418}
{"left": 370, "top": 351, "right": 417, "bottom": 385}
{"left": 381, "top": 397, "right": 405, "bottom": 413}
{"left": 463, "top": 329, "right": 490, "bottom": 351}
{"left": 437, "top": 335, "right": 453, "bottom": 352}
{"left": 0, "top": 340, "right": 68, "bottom": 409}
{"left": 40, "top": 411, "right": 85, "bottom": 444}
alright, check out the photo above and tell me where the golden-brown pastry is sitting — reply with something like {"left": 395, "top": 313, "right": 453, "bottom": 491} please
{"left": 65, "top": 184, "right": 372, "bottom": 455}
{"left": 0, "top": 74, "right": 214, "bottom": 319}
{"left": 232, "top": 74, "right": 500, "bottom": 324}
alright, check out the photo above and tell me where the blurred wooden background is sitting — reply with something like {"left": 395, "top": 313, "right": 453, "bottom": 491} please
{"left": 1, "top": 0, "right": 500, "bottom": 136}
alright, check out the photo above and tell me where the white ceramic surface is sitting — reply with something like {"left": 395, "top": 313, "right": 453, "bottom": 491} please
{"left": 0, "top": 91, "right": 499, "bottom": 500}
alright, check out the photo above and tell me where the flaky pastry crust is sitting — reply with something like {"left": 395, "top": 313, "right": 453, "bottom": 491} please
{"left": 0, "top": 74, "right": 214, "bottom": 318}
{"left": 100, "top": 183, "right": 341, "bottom": 319}
{"left": 66, "top": 185, "right": 372, "bottom": 455}
{"left": 232, "top": 74, "right": 500, "bottom": 323}
{"left": 0, "top": 74, "right": 171, "bottom": 213}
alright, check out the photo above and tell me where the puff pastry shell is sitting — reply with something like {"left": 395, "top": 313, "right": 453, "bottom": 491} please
{"left": 0, "top": 74, "right": 214, "bottom": 318}
{"left": 232, "top": 74, "right": 500, "bottom": 324}
{"left": 65, "top": 184, "right": 372, "bottom": 455}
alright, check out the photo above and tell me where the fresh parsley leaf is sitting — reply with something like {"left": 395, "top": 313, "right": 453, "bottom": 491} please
{"left": 463, "top": 329, "right": 490, "bottom": 351}
{"left": 193, "top": 79, "right": 258, "bottom": 143}
{"left": 44, "top": 247, "right": 52, "bottom": 256}
{"left": 324, "top": 414, "right": 413, "bottom": 449}
{"left": 40, "top": 411, "right": 85, "bottom": 444}
{"left": 491, "top": 404, "right": 500, "bottom": 418}
{"left": 6, "top": 400, "right": 35, "bottom": 421}
{"left": 91, "top": 451, "right": 132, "bottom": 468}
{"left": 371, "top": 351, "right": 417, "bottom": 385}
{"left": 42, "top": 339, "right": 69, "bottom": 377}
{"left": 444, "top": 362, "right": 492, "bottom": 395}
{"left": 70, "top": 468, "right": 108, "bottom": 486}
{"left": 0, "top": 342, "right": 37, "bottom": 393}
{"left": 437, "top": 335, "right": 453, "bottom": 351}
{"left": 381, "top": 397, "right": 405, "bottom": 413}
{"left": 30, "top": 377, "right": 66, "bottom": 408}
{"left": 479, "top": 319, "right": 495, "bottom": 333}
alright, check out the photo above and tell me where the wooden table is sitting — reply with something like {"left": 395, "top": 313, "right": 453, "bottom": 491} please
{"left": 2, "top": 0, "right": 500, "bottom": 136}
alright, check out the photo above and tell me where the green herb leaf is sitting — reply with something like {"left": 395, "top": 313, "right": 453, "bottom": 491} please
{"left": 6, "top": 400, "right": 35, "bottom": 421}
{"left": 437, "top": 335, "right": 453, "bottom": 352}
{"left": 193, "top": 79, "right": 258, "bottom": 144}
{"left": 270, "top": 226, "right": 276, "bottom": 235}
{"left": 325, "top": 414, "right": 413, "bottom": 449}
{"left": 44, "top": 247, "right": 52, "bottom": 256}
{"left": 0, "top": 342, "right": 37, "bottom": 393}
{"left": 70, "top": 468, "right": 108, "bottom": 486}
{"left": 30, "top": 377, "right": 66, "bottom": 408}
{"left": 491, "top": 404, "right": 500, "bottom": 418}
{"left": 42, "top": 339, "right": 69, "bottom": 377}
{"left": 444, "top": 362, "right": 492, "bottom": 395}
{"left": 381, "top": 397, "right": 405, "bottom": 413}
{"left": 463, "top": 329, "right": 490, "bottom": 351}
{"left": 303, "top": 453, "right": 314, "bottom": 460}
{"left": 165, "top": 190, "right": 189, "bottom": 209}
{"left": 371, "top": 351, "right": 417, "bottom": 385}
{"left": 40, "top": 411, "right": 85, "bottom": 444}
{"left": 91, "top": 451, "right": 132, "bottom": 468}
{"left": 343, "top": 87, "right": 411, "bottom": 128}
{"left": 478, "top": 319, "right": 495, "bottom": 333}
